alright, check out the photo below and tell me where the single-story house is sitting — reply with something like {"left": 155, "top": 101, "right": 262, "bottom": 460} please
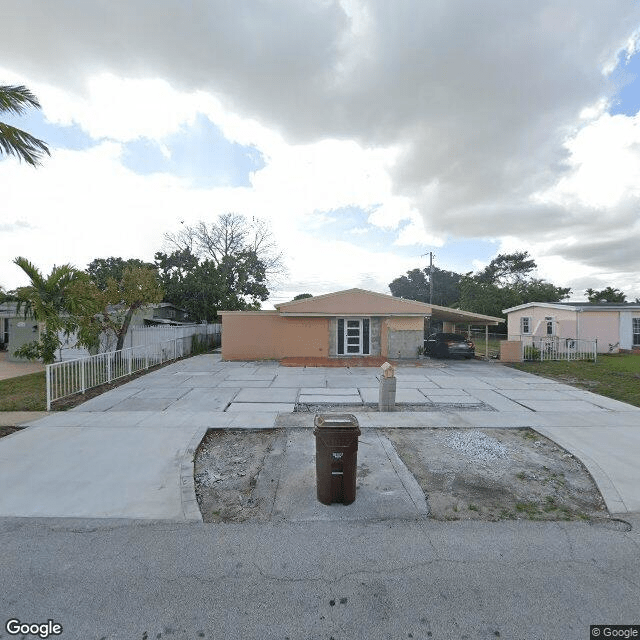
{"left": 220, "top": 288, "right": 502, "bottom": 361}
{"left": 503, "top": 302, "right": 640, "bottom": 353}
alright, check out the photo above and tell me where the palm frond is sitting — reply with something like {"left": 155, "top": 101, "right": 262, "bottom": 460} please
{"left": 0, "top": 85, "right": 42, "bottom": 115}
{"left": 13, "top": 257, "right": 45, "bottom": 288}
{"left": 0, "top": 122, "right": 50, "bottom": 166}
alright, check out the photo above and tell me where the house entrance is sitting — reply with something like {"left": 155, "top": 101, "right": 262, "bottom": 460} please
{"left": 337, "top": 318, "right": 370, "bottom": 355}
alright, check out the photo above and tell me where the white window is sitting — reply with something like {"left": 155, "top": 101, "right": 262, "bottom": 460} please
{"left": 337, "top": 318, "right": 370, "bottom": 355}
{"left": 545, "top": 316, "right": 555, "bottom": 336}
{"left": 520, "top": 316, "right": 531, "bottom": 335}
{"left": 633, "top": 318, "right": 640, "bottom": 346}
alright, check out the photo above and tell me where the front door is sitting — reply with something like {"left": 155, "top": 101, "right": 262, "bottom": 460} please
{"left": 337, "top": 318, "right": 370, "bottom": 355}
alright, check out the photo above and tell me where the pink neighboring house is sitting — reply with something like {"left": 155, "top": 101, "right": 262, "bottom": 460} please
{"left": 503, "top": 302, "right": 640, "bottom": 353}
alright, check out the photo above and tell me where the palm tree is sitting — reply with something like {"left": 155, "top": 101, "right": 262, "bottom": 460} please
{"left": 0, "top": 84, "right": 50, "bottom": 166}
{"left": 13, "top": 257, "right": 94, "bottom": 363}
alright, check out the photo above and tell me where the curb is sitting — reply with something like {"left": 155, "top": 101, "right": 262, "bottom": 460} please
{"left": 180, "top": 426, "right": 208, "bottom": 522}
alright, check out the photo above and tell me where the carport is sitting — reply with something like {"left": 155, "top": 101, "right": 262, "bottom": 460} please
{"left": 428, "top": 304, "right": 504, "bottom": 359}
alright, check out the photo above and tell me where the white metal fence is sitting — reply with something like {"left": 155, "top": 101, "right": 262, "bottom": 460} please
{"left": 522, "top": 336, "right": 597, "bottom": 362}
{"left": 46, "top": 324, "right": 221, "bottom": 410}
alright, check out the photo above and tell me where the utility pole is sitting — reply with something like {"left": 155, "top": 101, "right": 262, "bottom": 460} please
{"left": 422, "top": 252, "right": 434, "bottom": 305}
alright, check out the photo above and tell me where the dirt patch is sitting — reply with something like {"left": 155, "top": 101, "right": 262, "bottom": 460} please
{"left": 384, "top": 427, "right": 608, "bottom": 522}
{"left": 295, "top": 403, "right": 491, "bottom": 413}
{"left": 194, "top": 429, "right": 282, "bottom": 523}
{"left": 0, "top": 426, "right": 22, "bottom": 439}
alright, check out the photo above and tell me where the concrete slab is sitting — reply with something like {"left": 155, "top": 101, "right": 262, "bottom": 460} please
{"left": 395, "top": 389, "right": 432, "bottom": 403}
{"left": 420, "top": 387, "right": 471, "bottom": 396}
{"left": 427, "top": 376, "right": 493, "bottom": 389}
{"left": 269, "top": 429, "right": 428, "bottom": 521}
{"left": 466, "top": 389, "right": 533, "bottom": 412}
{"left": 272, "top": 375, "right": 326, "bottom": 388}
{"left": 167, "top": 388, "right": 239, "bottom": 412}
{"left": 518, "top": 400, "right": 610, "bottom": 412}
{"left": 300, "top": 387, "right": 356, "bottom": 395}
{"left": 234, "top": 388, "right": 298, "bottom": 403}
{"left": 217, "top": 379, "right": 271, "bottom": 388}
{"left": 226, "top": 403, "right": 295, "bottom": 413}
{"left": 228, "top": 412, "right": 280, "bottom": 429}
{"left": 131, "top": 387, "right": 192, "bottom": 400}
{"left": 297, "top": 395, "right": 362, "bottom": 404}
{"left": 497, "top": 389, "right": 573, "bottom": 401}
{"left": 108, "top": 397, "right": 176, "bottom": 411}
{"left": 362, "top": 412, "right": 471, "bottom": 428}
{"left": 426, "top": 396, "right": 484, "bottom": 405}
{"left": 326, "top": 376, "right": 376, "bottom": 388}
{"left": 71, "top": 392, "right": 143, "bottom": 412}
{"left": 0, "top": 425, "right": 201, "bottom": 519}
{"left": 224, "top": 371, "right": 275, "bottom": 381}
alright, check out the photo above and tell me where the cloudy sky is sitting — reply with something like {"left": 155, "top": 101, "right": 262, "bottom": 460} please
{"left": 2, "top": 1, "right": 640, "bottom": 306}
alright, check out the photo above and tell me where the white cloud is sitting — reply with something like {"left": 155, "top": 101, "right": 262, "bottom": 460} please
{"left": 3, "top": 1, "right": 640, "bottom": 298}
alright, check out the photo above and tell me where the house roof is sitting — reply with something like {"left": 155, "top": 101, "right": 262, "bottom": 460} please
{"left": 273, "top": 288, "right": 502, "bottom": 325}
{"left": 503, "top": 301, "right": 640, "bottom": 313}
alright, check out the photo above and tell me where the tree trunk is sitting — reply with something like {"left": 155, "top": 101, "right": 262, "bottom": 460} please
{"left": 116, "top": 306, "right": 136, "bottom": 351}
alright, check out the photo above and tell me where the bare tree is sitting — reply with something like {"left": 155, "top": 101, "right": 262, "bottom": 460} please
{"left": 164, "top": 214, "right": 286, "bottom": 284}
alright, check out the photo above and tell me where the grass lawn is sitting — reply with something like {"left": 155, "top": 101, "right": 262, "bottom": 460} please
{"left": 0, "top": 371, "right": 46, "bottom": 411}
{"left": 508, "top": 354, "right": 640, "bottom": 408}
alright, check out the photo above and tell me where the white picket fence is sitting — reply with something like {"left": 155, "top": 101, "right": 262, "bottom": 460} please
{"left": 522, "top": 336, "right": 597, "bottom": 362}
{"left": 46, "top": 324, "right": 221, "bottom": 410}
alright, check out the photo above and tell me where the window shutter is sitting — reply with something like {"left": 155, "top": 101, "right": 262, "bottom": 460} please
{"left": 337, "top": 319, "right": 344, "bottom": 355}
{"left": 362, "top": 319, "right": 370, "bottom": 354}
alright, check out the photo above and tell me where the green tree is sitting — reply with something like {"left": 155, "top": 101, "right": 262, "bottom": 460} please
{"left": 389, "top": 267, "right": 461, "bottom": 307}
{"left": 86, "top": 265, "right": 164, "bottom": 351}
{"left": 0, "top": 84, "right": 50, "bottom": 166}
{"left": 585, "top": 287, "right": 627, "bottom": 303}
{"left": 12, "top": 257, "right": 96, "bottom": 363}
{"left": 293, "top": 293, "right": 313, "bottom": 300}
{"left": 475, "top": 251, "right": 536, "bottom": 286}
{"left": 87, "top": 256, "right": 156, "bottom": 291}
{"left": 458, "top": 252, "right": 570, "bottom": 320}
{"left": 157, "top": 216, "right": 274, "bottom": 319}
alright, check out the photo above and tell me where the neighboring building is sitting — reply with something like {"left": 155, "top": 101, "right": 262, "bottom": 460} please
{"left": 220, "top": 288, "right": 502, "bottom": 361}
{"left": 0, "top": 302, "right": 42, "bottom": 361}
{"left": 144, "top": 303, "right": 193, "bottom": 326}
{"left": 503, "top": 302, "right": 640, "bottom": 353}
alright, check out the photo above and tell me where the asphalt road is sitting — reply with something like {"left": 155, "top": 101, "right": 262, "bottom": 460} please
{"left": 1, "top": 515, "right": 638, "bottom": 640}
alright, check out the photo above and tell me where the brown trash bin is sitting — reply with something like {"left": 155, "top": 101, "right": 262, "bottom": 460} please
{"left": 313, "top": 414, "right": 361, "bottom": 505}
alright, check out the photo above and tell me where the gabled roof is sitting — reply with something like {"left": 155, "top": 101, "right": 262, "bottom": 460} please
{"left": 276, "top": 288, "right": 502, "bottom": 324}
{"left": 503, "top": 301, "right": 640, "bottom": 313}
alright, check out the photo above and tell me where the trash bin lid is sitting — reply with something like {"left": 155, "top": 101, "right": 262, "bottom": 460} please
{"left": 314, "top": 413, "right": 359, "bottom": 429}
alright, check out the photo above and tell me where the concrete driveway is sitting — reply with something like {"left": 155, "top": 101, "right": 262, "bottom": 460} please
{"left": 0, "top": 353, "right": 638, "bottom": 519}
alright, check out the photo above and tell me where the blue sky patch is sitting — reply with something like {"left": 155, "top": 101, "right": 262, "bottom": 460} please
{"left": 121, "top": 114, "right": 264, "bottom": 188}
{"left": 0, "top": 109, "right": 94, "bottom": 152}
{"left": 310, "top": 206, "right": 498, "bottom": 275}
{"left": 609, "top": 50, "right": 640, "bottom": 117}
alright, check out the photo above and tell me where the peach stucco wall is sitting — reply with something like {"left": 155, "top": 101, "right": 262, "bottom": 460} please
{"left": 386, "top": 317, "right": 424, "bottom": 331}
{"left": 279, "top": 290, "right": 432, "bottom": 316}
{"left": 221, "top": 313, "right": 329, "bottom": 360}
